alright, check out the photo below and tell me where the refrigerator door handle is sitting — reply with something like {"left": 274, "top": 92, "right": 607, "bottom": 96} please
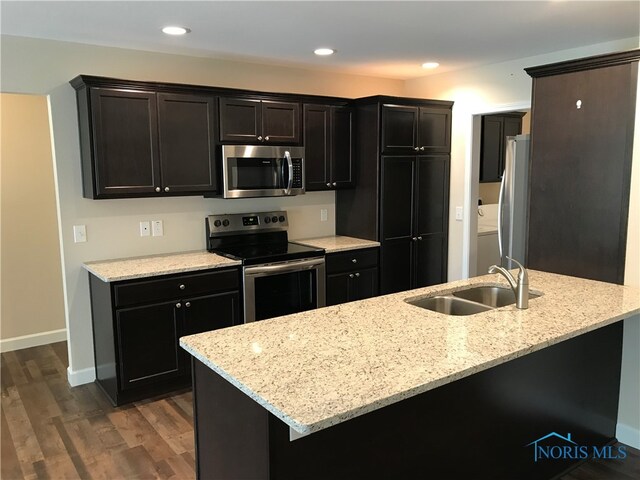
{"left": 497, "top": 169, "right": 506, "bottom": 262}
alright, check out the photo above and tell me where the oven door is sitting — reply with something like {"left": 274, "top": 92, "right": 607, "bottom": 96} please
{"left": 222, "top": 145, "right": 305, "bottom": 198}
{"left": 243, "top": 257, "right": 325, "bottom": 323}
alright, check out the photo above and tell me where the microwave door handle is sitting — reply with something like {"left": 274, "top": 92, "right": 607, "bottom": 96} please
{"left": 284, "top": 151, "right": 293, "bottom": 195}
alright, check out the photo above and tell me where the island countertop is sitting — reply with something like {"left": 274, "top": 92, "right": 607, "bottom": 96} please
{"left": 84, "top": 250, "right": 241, "bottom": 282}
{"left": 180, "top": 270, "right": 640, "bottom": 435}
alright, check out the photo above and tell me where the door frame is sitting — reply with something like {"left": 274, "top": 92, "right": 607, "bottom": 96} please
{"left": 465, "top": 102, "right": 530, "bottom": 278}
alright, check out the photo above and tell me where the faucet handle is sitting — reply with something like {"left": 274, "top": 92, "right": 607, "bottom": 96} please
{"left": 506, "top": 256, "right": 528, "bottom": 284}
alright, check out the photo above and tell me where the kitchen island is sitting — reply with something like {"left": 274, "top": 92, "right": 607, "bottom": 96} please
{"left": 180, "top": 270, "right": 640, "bottom": 479}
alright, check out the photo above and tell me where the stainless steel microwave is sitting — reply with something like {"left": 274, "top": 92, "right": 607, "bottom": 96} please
{"left": 221, "top": 145, "right": 305, "bottom": 198}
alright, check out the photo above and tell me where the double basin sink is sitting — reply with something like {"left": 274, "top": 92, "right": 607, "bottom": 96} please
{"left": 406, "top": 286, "right": 540, "bottom": 316}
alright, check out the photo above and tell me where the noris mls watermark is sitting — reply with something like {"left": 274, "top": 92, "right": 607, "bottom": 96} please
{"left": 525, "top": 432, "right": 627, "bottom": 463}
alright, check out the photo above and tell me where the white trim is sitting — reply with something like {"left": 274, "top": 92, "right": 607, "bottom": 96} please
{"left": 616, "top": 423, "right": 640, "bottom": 449}
{"left": 0, "top": 328, "right": 67, "bottom": 353}
{"left": 67, "top": 365, "right": 96, "bottom": 387}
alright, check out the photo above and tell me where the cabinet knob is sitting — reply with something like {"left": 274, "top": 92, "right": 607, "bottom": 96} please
{"left": 414, "top": 147, "right": 419, "bottom": 151}
{"left": 164, "top": 187, "right": 170, "bottom": 192}
{"left": 349, "top": 274, "right": 355, "bottom": 279}
{"left": 185, "top": 302, "right": 191, "bottom": 308}
{"left": 332, "top": 182, "right": 337, "bottom": 187}
{"left": 258, "top": 136, "right": 263, "bottom": 141}
{"left": 418, "top": 236, "right": 423, "bottom": 241}
{"left": 351, "top": 258, "right": 357, "bottom": 263}
{"left": 176, "top": 302, "right": 182, "bottom": 308}
{"left": 355, "top": 272, "right": 360, "bottom": 277}
{"left": 179, "top": 284, "right": 186, "bottom": 290}
{"left": 155, "top": 187, "right": 161, "bottom": 193}
{"left": 420, "top": 146, "right": 425, "bottom": 151}
{"left": 265, "top": 136, "right": 270, "bottom": 141}
{"left": 326, "top": 183, "right": 331, "bottom": 188}
{"left": 412, "top": 237, "right": 418, "bottom": 242}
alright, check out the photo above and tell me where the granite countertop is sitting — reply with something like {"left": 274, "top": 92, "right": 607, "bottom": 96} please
{"left": 180, "top": 270, "right": 640, "bottom": 435}
{"left": 295, "top": 235, "right": 380, "bottom": 253}
{"left": 84, "top": 250, "right": 241, "bottom": 282}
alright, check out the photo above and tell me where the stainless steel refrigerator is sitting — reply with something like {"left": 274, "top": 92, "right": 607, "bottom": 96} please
{"left": 498, "top": 134, "right": 530, "bottom": 269}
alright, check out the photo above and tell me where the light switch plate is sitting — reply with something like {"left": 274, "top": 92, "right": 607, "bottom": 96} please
{"left": 73, "top": 225, "right": 87, "bottom": 243}
{"left": 455, "top": 206, "right": 463, "bottom": 221}
{"left": 320, "top": 209, "right": 328, "bottom": 222}
{"left": 140, "top": 221, "right": 150, "bottom": 237}
{"left": 152, "top": 220, "right": 164, "bottom": 237}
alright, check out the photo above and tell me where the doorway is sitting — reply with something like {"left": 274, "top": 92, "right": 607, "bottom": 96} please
{"left": 466, "top": 104, "right": 530, "bottom": 278}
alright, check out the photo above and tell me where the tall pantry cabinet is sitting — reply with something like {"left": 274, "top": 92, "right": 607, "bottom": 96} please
{"left": 337, "top": 97, "right": 453, "bottom": 294}
{"left": 525, "top": 50, "right": 639, "bottom": 284}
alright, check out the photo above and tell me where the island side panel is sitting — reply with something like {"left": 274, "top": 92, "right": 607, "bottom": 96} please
{"left": 192, "top": 358, "right": 270, "bottom": 479}
{"left": 192, "top": 322, "right": 623, "bottom": 480}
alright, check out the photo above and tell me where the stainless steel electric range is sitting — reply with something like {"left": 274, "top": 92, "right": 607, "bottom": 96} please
{"left": 206, "top": 211, "right": 325, "bottom": 323}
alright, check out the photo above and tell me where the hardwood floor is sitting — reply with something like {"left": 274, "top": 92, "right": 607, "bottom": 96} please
{"left": 1, "top": 342, "right": 638, "bottom": 479}
{"left": 1, "top": 342, "right": 195, "bottom": 479}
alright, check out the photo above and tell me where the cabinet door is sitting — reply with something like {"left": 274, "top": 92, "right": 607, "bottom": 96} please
{"left": 381, "top": 105, "right": 418, "bottom": 154}
{"left": 303, "top": 104, "right": 330, "bottom": 190}
{"left": 480, "top": 116, "right": 503, "bottom": 182}
{"left": 116, "top": 301, "right": 181, "bottom": 390}
{"left": 90, "top": 88, "right": 160, "bottom": 197}
{"left": 380, "top": 156, "right": 414, "bottom": 293}
{"left": 157, "top": 93, "right": 217, "bottom": 194}
{"left": 331, "top": 106, "right": 355, "bottom": 188}
{"left": 219, "top": 97, "right": 261, "bottom": 143}
{"left": 414, "top": 156, "right": 449, "bottom": 287}
{"left": 182, "top": 291, "right": 240, "bottom": 336}
{"left": 417, "top": 107, "right": 451, "bottom": 154}
{"left": 262, "top": 101, "right": 300, "bottom": 144}
{"left": 326, "top": 272, "right": 351, "bottom": 306}
{"left": 351, "top": 268, "right": 379, "bottom": 301}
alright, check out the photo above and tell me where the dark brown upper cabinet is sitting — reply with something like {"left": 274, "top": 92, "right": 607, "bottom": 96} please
{"left": 382, "top": 104, "right": 451, "bottom": 154}
{"left": 303, "top": 104, "right": 354, "bottom": 191}
{"left": 219, "top": 97, "right": 300, "bottom": 145}
{"left": 479, "top": 112, "right": 524, "bottom": 183}
{"left": 72, "top": 78, "right": 217, "bottom": 199}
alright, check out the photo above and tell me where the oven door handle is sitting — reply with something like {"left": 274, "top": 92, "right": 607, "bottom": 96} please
{"left": 244, "top": 257, "right": 324, "bottom": 276}
{"left": 284, "top": 150, "right": 293, "bottom": 195}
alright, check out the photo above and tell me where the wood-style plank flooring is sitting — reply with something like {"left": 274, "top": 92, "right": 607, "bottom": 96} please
{"left": 1, "top": 342, "right": 639, "bottom": 479}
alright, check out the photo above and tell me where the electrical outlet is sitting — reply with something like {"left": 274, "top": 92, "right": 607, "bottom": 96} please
{"left": 152, "top": 220, "right": 164, "bottom": 237}
{"left": 140, "top": 221, "right": 150, "bottom": 237}
{"left": 455, "top": 206, "right": 463, "bottom": 221}
{"left": 320, "top": 209, "right": 328, "bottom": 222}
{"left": 73, "top": 225, "right": 87, "bottom": 243}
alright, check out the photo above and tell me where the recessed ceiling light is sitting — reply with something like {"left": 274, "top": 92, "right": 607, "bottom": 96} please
{"left": 162, "top": 26, "right": 191, "bottom": 36}
{"left": 314, "top": 48, "right": 335, "bottom": 56}
{"left": 422, "top": 62, "right": 440, "bottom": 69}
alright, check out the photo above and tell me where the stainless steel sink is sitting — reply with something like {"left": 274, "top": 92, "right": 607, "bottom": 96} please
{"left": 406, "top": 296, "right": 493, "bottom": 316}
{"left": 452, "top": 286, "right": 540, "bottom": 308}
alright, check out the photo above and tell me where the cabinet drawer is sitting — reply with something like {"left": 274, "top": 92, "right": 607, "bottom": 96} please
{"left": 114, "top": 268, "right": 239, "bottom": 308}
{"left": 326, "top": 248, "right": 378, "bottom": 274}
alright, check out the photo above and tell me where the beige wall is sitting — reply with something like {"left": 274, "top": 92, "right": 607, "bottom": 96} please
{"left": 0, "top": 35, "right": 404, "bottom": 383}
{"left": 0, "top": 93, "right": 65, "bottom": 344}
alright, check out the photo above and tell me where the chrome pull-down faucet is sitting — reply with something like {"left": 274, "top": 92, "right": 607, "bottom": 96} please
{"left": 488, "top": 257, "right": 529, "bottom": 309}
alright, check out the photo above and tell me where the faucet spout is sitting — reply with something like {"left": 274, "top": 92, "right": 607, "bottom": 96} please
{"left": 488, "top": 257, "right": 529, "bottom": 309}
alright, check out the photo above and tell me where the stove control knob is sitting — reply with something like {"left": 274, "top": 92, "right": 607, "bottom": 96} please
{"left": 264, "top": 216, "right": 271, "bottom": 224}
{"left": 278, "top": 215, "right": 285, "bottom": 223}
{"left": 214, "top": 220, "right": 221, "bottom": 227}
{"left": 272, "top": 216, "right": 278, "bottom": 223}
{"left": 222, "top": 219, "right": 230, "bottom": 227}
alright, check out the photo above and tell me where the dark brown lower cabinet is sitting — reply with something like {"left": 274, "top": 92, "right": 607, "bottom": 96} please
{"left": 326, "top": 248, "right": 379, "bottom": 306}
{"left": 89, "top": 267, "right": 240, "bottom": 405}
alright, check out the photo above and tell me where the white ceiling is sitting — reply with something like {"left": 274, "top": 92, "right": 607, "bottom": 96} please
{"left": 1, "top": 1, "right": 638, "bottom": 79}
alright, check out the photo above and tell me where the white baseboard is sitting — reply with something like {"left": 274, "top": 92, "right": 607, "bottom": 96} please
{"left": 0, "top": 328, "right": 67, "bottom": 353}
{"left": 67, "top": 365, "right": 96, "bottom": 387}
{"left": 617, "top": 422, "right": 640, "bottom": 449}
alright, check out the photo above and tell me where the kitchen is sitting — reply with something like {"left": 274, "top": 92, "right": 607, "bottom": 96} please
{"left": 1, "top": 1, "right": 639, "bottom": 479}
